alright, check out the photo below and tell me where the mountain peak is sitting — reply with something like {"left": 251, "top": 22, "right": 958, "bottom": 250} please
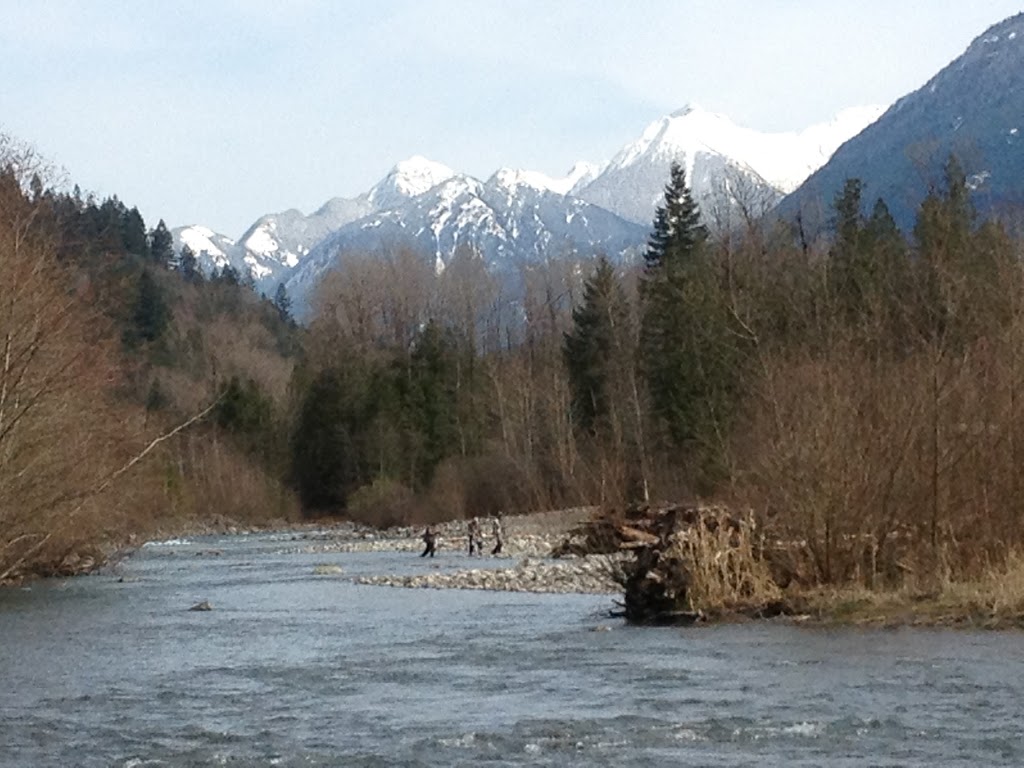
{"left": 390, "top": 155, "right": 455, "bottom": 188}
{"left": 369, "top": 155, "right": 456, "bottom": 208}
{"left": 489, "top": 167, "right": 561, "bottom": 194}
{"left": 669, "top": 103, "right": 703, "bottom": 119}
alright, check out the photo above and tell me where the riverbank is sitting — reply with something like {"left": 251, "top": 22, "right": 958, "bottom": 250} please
{"left": 11, "top": 505, "right": 1024, "bottom": 629}
{"left": 786, "top": 560, "right": 1024, "bottom": 630}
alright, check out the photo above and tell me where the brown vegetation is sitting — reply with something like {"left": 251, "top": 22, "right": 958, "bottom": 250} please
{"left": 0, "top": 141, "right": 302, "bottom": 582}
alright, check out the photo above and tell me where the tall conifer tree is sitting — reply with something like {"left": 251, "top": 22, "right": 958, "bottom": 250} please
{"left": 564, "top": 256, "right": 628, "bottom": 436}
{"left": 639, "top": 161, "right": 740, "bottom": 485}
{"left": 149, "top": 219, "right": 174, "bottom": 268}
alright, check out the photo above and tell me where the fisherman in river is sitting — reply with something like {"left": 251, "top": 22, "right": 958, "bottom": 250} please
{"left": 467, "top": 517, "right": 481, "bottom": 556}
{"left": 490, "top": 514, "right": 504, "bottom": 555}
{"left": 420, "top": 525, "right": 437, "bottom": 557}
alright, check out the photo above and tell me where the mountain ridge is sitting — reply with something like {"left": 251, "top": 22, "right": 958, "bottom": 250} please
{"left": 172, "top": 103, "right": 883, "bottom": 299}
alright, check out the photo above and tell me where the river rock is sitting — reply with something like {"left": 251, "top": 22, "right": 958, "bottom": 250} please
{"left": 313, "top": 564, "right": 344, "bottom": 575}
{"left": 355, "top": 554, "right": 624, "bottom": 594}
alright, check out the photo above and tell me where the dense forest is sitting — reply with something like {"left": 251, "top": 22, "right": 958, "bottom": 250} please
{"left": 3, "top": 133, "right": 1023, "bottom": 593}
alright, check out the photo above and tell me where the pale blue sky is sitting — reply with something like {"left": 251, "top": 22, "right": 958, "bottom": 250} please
{"left": 1, "top": 1, "right": 1021, "bottom": 236}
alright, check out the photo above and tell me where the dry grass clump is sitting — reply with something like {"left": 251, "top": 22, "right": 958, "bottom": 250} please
{"left": 932, "top": 551, "right": 1024, "bottom": 624}
{"left": 670, "top": 511, "right": 781, "bottom": 616}
{"left": 792, "top": 549, "right": 1024, "bottom": 627}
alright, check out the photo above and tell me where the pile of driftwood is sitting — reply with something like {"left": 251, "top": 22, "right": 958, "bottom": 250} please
{"left": 554, "top": 502, "right": 785, "bottom": 625}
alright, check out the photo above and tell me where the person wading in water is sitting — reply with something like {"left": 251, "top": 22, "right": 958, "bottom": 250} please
{"left": 420, "top": 525, "right": 437, "bottom": 557}
{"left": 467, "top": 517, "right": 481, "bottom": 556}
{"left": 490, "top": 514, "right": 504, "bottom": 555}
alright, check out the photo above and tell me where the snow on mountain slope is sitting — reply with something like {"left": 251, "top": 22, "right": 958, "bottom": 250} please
{"left": 177, "top": 225, "right": 235, "bottom": 264}
{"left": 366, "top": 155, "right": 457, "bottom": 209}
{"left": 173, "top": 104, "right": 883, "bottom": 306}
{"left": 286, "top": 171, "right": 646, "bottom": 309}
{"left": 489, "top": 161, "right": 603, "bottom": 196}
{"left": 237, "top": 196, "right": 372, "bottom": 277}
{"left": 577, "top": 104, "right": 884, "bottom": 225}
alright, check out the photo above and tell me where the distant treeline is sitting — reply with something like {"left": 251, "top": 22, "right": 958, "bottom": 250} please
{"left": 2, "top": 131, "right": 1023, "bottom": 590}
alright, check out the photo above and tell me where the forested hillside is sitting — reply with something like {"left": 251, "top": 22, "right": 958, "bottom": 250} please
{"left": 0, "top": 142, "right": 303, "bottom": 581}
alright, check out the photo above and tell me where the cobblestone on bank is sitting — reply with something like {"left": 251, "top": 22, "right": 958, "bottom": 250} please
{"left": 356, "top": 555, "right": 624, "bottom": 594}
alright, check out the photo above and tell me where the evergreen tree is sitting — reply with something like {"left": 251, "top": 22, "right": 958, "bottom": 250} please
{"left": 828, "top": 178, "right": 872, "bottom": 319}
{"left": 215, "top": 375, "right": 274, "bottom": 455}
{"left": 178, "top": 244, "right": 200, "bottom": 282}
{"left": 913, "top": 154, "right": 977, "bottom": 343}
{"left": 914, "top": 154, "right": 974, "bottom": 269}
{"left": 403, "top": 320, "right": 462, "bottom": 487}
{"left": 130, "top": 269, "right": 171, "bottom": 344}
{"left": 291, "top": 369, "right": 356, "bottom": 512}
{"left": 643, "top": 162, "right": 707, "bottom": 273}
{"left": 563, "top": 257, "right": 628, "bottom": 436}
{"left": 121, "top": 206, "right": 149, "bottom": 258}
{"left": 639, "top": 161, "right": 740, "bottom": 484}
{"left": 216, "top": 264, "right": 241, "bottom": 286}
{"left": 273, "top": 282, "right": 293, "bottom": 323}
{"left": 95, "top": 196, "right": 127, "bottom": 253}
{"left": 149, "top": 219, "right": 174, "bottom": 268}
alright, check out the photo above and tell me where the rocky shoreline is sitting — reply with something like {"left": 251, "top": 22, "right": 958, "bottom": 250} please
{"left": 132, "top": 508, "right": 623, "bottom": 596}
{"left": 354, "top": 555, "right": 622, "bottom": 594}
{"left": 293, "top": 510, "right": 624, "bottom": 595}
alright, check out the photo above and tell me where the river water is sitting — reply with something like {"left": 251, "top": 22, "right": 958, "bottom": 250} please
{"left": 1, "top": 531, "right": 1023, "bottom": 767}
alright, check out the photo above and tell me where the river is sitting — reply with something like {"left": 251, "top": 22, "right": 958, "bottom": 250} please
{"left": 1, "top": 530, "right": 1022, "bottom": 766}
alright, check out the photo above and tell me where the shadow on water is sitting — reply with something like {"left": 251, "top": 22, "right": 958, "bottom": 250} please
{"left": 1, "top": 531, "right": 1023, "bottom": 766}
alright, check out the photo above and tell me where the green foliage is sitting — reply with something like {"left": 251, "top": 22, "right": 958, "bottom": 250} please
{"left": 273, "top": 282, "right": 293, "bottom": 323}
{"left": 643, "top": 161, "right": 707, "bottom": 274}
{"left": 563, "top": 256, "right": 629, "bottom": 436}
{"left": 828, "top": 180, "right": 911, "bottom": 334}
{"left": 121, "top": 206, "right": 149, "bottom": 258}
{"left": 290, "top": 367, "right": 366, "bottom": 513}
{"left": 149, "top": 219, "right": 174, "bottom": 268}
{"left": 400, "top": 320, "right": 465, "bottom": 487}
{"left": 639, "top": 162, "right": 743, "bottom": 485}
{"left": 215, "top": 375, "right": 274, "bottom": 448}
{"left": 910, "top": 153, "right": 1004, "bottom": 346}
{"left": 178, "top": 244, "right": 201, "bottom": 283}
{"left": 215, "top": 264, "right": 242, "bottom": 286}
{"left": 127, "top": 269, "right": 171, "bottom": 346}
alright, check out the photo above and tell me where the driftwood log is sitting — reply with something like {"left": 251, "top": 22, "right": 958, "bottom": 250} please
{"left": 555, "top": 502, "right": 783, "bottom": 625}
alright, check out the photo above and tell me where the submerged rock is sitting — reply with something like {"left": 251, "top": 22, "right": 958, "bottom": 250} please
{"left": 313, "top": 564, "right": 344, "bottom": 575}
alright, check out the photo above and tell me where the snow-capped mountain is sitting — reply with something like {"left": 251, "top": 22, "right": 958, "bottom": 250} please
{"left": 575, "top": 104, "right": 884, "bottom": 226}
{"left": 365, "top": 155, "right": 456, "bottom": 210}
{"left": 172, "top": 157, "right": 451, "bottom": 292}
{"left": 232, "top": 196, "right": 372, "bottom": 284}
{"left": 778, "top": 12, "right": 1024, "bottom": 232}
{"left": 286, "top": 169, "right": 645, "bottom": 306}
{"left": 175, "top": 226, "right": 238, "bottom": 271}
{"left": 173, "top": 104, "right": 883, "bottom": 307}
